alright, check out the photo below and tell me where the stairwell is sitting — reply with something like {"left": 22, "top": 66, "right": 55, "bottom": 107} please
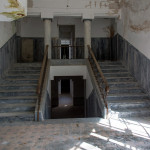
{"left": 91, "top": 61, "right": 150, "bottom": 119}
{"left": 0, "top": 63, "right": 41, "bottom": 121}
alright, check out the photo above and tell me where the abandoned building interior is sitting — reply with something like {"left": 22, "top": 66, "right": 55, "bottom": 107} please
{"left": 0, "top": 0, "right": 150, "bottom": 149}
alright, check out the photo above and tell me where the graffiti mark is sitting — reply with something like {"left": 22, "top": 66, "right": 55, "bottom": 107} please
{"left": 85, "top": 1, "right": 92, "bottom": 8}
{"left": 95, "top": 1, "right": 97, "bottom": 8}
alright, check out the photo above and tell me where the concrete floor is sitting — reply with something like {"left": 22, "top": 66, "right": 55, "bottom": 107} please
{"left": 1, "top": 117, "right": 150, "bottom": 150}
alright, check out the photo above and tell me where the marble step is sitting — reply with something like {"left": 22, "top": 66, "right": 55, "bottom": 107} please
{"left": 8, "top": 70, "right": 40, "bottom": 74}
{"left": 0, "top": 79, "right": 38, "bottom": 84}
{"left": 103, "top": 72, "right": 131, "bottom": 77}
{"left": 0, "top": 96, "right": 37, "bottom": 104}
{"left": 93, "top": 67, "right": 128, "bottom": 74}
{"left": 110, "top": 108, "right": 150, "bottom": 118}
{"left": 107, "top": 93, "right": 149, "bottom": 101}
{"left": 0, "top": 84, "right": 37, "bottom": 90}
{"left": 100, "top": 65, "right": 125, "bottom": 70}
{"left": 109, "top": 87, "right": 143, "bottom": 94}
{"left": 101, "top": 68, "right": 128, "bottom": 73}
{"left": 98, "top": 61, "right": 122, "bottom": 65}
{"left": 11, "top": 66, "right": 41, "bottom": 70}
{"left": 106, "top": 77, "right": 136, "bottom": 82}
{"left": 0, "top": 103, "right": 35, "bottom": 113}
{"left": 109, "top": 99, "right": 150, "bottom": 109}
{"left": 13, "top": 63, "right": 41, "bottom": 67}
{"left": 0, "top": 89, "right": 36, "bottom": 97}
{"left": 0, "top": 111, "right": 34, "bottom": 121}
{"left": 5, "top": 74, "right": 40, "bottom": 79}
{"left": 108, "top": 82, "right": 139, "bottom": 88}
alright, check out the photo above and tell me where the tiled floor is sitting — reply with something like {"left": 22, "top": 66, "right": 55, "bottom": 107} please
{"left": 1, "top": 117, "right": 150, "bottom": 150}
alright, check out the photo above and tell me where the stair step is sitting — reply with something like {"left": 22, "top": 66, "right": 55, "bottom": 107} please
{"left": 0, "top": 79, "right": 38, "bottom": 84}
{"left": 106, "top": 77, "right": 136, "bottom": 82}
{"left": 0, "top": 84, "right": 37, "bottom": 90}
{"left": 98, "top": 61, "right": 122, "bottom": 65}
{"left": 0, "top": 90, "right": 36, "bottom": 97}
{"left": 12, "top": 67, "right": 41, "bottom": 70}
{"left": 107, "top": 93, "right": 149, "bottom": 100}
{"left": 6, "top": 74, "right": 40, "bottom": 79}
{"left": 0, "top": 96, "right": 37, "bottom": 104}
{"left": 109, "top": 87, "right": 143, "bottom": 94}
{"left": 108, "top": 82, "right": 139, "bottom": 88}
{"left": 13, "top": 63, "right": 41, "bottom": 67}
{"left": 0, "top": 103, "right": 35, "bottom": 113}
{"left": 8, "top": 70, "right": 40, "bottom": 74}
{"left": 103, "top": 72, "right": 131, "bottom": 77}
{"left": 110, "top": 108, "right": 150, "bottom": 118}
{"left": 101, "top": 69, "right": 128, "bottom": 73}
{"left": 109, "top": 99, "right": 150, "bottom": 109}
{"left": 0, "top": 112, "right": 35, "bottom": 121}
{"left": 100, "top": 66, "right": 125, "bottom": 69}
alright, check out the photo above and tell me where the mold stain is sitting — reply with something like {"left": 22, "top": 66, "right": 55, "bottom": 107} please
{"left": 130, "top": 20, "right": 150, "bottom": 33}
{"left": 104, "top": 25, "right": 115, "bottom": 38}
{"left": 0, "top": 0, "right": 25, "bottom": 20}
{"left": 7, "top": 0, "right": 20, "bottom": 8}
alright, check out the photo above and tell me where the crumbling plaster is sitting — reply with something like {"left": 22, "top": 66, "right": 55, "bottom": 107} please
{"left": 0, "top": 21, "right": 16, "bottom": 48}
{"left": 117, "top": 0, "right": 150, "bottom": 59}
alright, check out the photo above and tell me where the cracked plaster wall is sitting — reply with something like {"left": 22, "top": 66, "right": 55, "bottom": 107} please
{"left": 117, "top": 0, "right": 150, "bottom": 59}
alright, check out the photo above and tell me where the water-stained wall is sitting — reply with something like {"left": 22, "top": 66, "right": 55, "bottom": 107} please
{"left": 117, "top": 0, "right": 150, "bottom": 59}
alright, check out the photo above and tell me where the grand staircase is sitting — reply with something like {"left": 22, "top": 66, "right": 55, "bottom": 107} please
{"left": 0, "top": 63, "right": 41, "bottom": 121}
{"left": 92, "top": 61, "right": 150, "bottom": 118}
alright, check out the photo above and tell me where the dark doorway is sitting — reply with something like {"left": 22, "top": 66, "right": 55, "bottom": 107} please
{"left": 51, "top": 76, "right": 85, "bottom": 119}
{"left": 61, "top": 79, "right": 70, "bottom": 93}
{"left": 61, "top": 45, "right": 69, "bottom": 59}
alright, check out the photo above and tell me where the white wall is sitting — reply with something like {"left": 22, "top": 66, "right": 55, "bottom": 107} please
{"left": 50, "top": 65, "right": 93, "bottom": 98}
{"left": 117, "top": 0, "right": 150, "bottom": 59}
{"left": 0, "top": 21, "right": 16, "bottom": 48}
{"left": 17, "top": 17, "right": 113, "bottom": 38}
{"left": 28, "top": 0, "right": 120, "bottom": 18}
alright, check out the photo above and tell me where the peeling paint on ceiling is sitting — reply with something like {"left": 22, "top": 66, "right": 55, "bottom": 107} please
{"left": 0, "top": 0, "right": 27, "bottom": 21}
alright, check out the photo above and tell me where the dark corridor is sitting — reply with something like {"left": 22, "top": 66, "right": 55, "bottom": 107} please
{"left": 61, "top": 79, "right": 70, "bottom": 93}
{"left": 51, "top": 76, "right": 85, "bottom": 119}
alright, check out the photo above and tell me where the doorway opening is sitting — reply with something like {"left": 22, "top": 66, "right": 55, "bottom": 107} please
{"left": 59, "top": 25, "right": 75, "bottom": 59}
{"left": 51, "top": 76, "right": 85, "bottom": 119}
{"left": 58, "top": 79, "right": 73, "bottom": 107}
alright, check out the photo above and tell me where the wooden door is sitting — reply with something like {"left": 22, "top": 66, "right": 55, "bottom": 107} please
{"left": 22, "top": 39, "right": 33, "bottom": 62}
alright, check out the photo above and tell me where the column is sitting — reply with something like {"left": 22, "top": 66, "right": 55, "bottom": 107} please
{"left": 84, "top": 20, "right": 91, "bottom": 58}
{"left": 44, "top": 19, "right": 52, "bottom": 59}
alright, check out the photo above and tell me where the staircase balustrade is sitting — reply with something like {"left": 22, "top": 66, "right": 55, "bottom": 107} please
{"left": 87, "top": 45, "right": 109, "bottom": 117}
{"left": 36, "top": 45, "right": 48, "bottom": 121}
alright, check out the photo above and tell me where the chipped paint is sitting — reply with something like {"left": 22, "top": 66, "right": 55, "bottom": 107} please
{"left": 0, "top": 0, "right": 25, "bottom": 20}
{"left": 1, "top": 11, "right": 25, "bottom": 20}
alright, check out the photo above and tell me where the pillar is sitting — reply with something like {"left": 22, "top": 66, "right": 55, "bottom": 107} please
{"left": 84, "top": 20, "right": 91, "bottom": 58}
{"left": 44, "top": 19, "right": 52, "bottom": 59}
